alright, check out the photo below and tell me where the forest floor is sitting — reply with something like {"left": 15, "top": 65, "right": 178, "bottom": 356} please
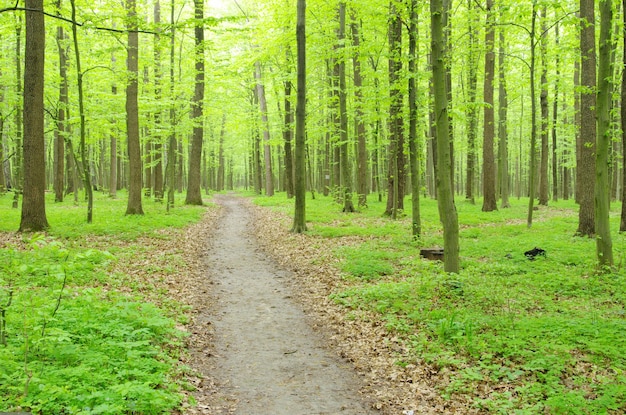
{"left": 177, "top": 194, "right": 382, "bottom": 415}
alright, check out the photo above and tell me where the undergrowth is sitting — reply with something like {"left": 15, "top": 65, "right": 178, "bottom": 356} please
{"left": 0, "top": 191, "right": 208, "bottom": 414}
{"left": 254, "top": 192, "right": 626, "bottom": 414}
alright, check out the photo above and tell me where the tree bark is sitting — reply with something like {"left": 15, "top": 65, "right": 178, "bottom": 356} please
{"left": 125, "top": 0, "right": 144, "bottom": 215}
{"left": 595, "top": 0, "right": 614, "bottom": 266}
{"left": 19, "top": 0, "right": 49, "bottom": 232}
{"left": 552, "top": 21, "right": 560, "bottom": 203}
{"left": 621, "top": 0, "right": 626, "bottom": 232}
{"left": 337, "top": 2, "right": 354, "bottom": 213}
{"left": 153, "top": 0, "right": 163, "bottom": 202}
{"left": 527, "top": 4, "right": 538, "bottom": 228}
{"left": 465, "top": 0, "right": 478, "bottom": 204}
{"left": 498, "top": 25, "right": 510, "bottom": 208}
{"left": 431, "top": 0, "right": 459, "bottom": 273}
{"left": 185, "top": 0, "right": 205, "bottom": 205}
{"left": 351, "top": 10, "right": 367, "bottom": 208}
{"left": 577, "top": 0, "right": 596, "bottom": 236}
{"left": 539, "top": 6, "right": 549, "bottom": 206}
{"left": 54, "top": 0, "right": 67, "bottom": 203}
{"left": 12, "top": 16, "right": 23, "bottom": 210}
{"left": 254, "top": 61, "right": 274, "bottom": 197}
{"left": 166, "top": 0, "right": 176, "bottom": 211}
{"left": 482, "top": 0, "right": 497, "bottom": 212}
{"left": 408, "top": 0, "right": 421, "bottom": 237}
{"left": 292, "top": 0, "right": 307, "bottom": 233}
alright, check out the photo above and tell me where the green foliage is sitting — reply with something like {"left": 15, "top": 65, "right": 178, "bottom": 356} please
{"left": 0, "top": 192, "right": 207, "bottom": 414}
{"left": 256, "top": 192, "right": 626, "bottom": 414}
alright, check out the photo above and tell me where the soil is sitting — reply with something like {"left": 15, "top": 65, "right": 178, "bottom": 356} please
{"left": 182, "top": 194, "right": 378, "bottom": 415}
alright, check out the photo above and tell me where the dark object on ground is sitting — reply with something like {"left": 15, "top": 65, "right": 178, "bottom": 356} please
{"left": 420, "top": 248, "right": 444, "bottom": 261}
{"left": 524, "top": 247, "right": 546, "bottom": 260}
{"left": 505, "top": 253, "right": 513, "bottom": 259}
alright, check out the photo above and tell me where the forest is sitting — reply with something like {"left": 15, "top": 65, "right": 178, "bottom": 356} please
{"left": 1, "top": 0, "right": 626, "bottom": 413}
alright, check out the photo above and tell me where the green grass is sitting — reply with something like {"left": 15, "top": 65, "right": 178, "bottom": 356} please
{"left": 253, "top": 191, "right": 626, "bottom": 414}
{"left": 0, "top": 190, "right": 209, "bottom": 414}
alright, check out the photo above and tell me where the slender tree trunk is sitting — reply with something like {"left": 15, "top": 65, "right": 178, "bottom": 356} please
{"left": 498, "top": 25, "right": 510, "bottom": 208}
{"left": 351, "top": 10, "right": 367, "bottom": 208}
{"left": 185, "top": 0, "right": 205, "bottom": 205}
{"left": 385, "top": 1, "right": 405, "bottom": 217}
{"left": 125, "top": 0, "right": 143, "bottom": 215}
{"left": 552, "top": 22, "right": 560, "bottom": 203}
{"left": 621, "top": 0, "right": 626, "bottom": 232}
{"left": 166, "top": 0, "right": 176, "bottom": 211}
{"left": 70, "top": 0, "right": 93, "bottom": 223}
{"left": 54, "top": 0, "right": 66, "bottom": 203}
{"left": 19, "top": 0, "right": 49, "bottom": 232}
{"left": 596, "top": 0, "right": 614, "bottom": 266}
{"left": 337, "top": 2, "right": 354, "bottom": 213}
{"left": 254, "top": 61, "right": 274, "bottom": 196}
{"left": 527, "top": 3, "right": 538, "bottom": 228}
{"left": 153, "top": 0, "right": 163, "bottom": 202}
{"left": 408, "top": 0, "right": 421, "bottom": 237}
{"left": 12, "top": 16, "right": 23, "bottom": 210}
{"left": 431, "top": 0, "right": 459, "bottom": 273}
{"left": 465, "top": 0, "right": 478, "bottom": 204}
{"left": 217, "top": 114, "right": 226, "bottom": 191}
{"left": 539, "top": 6, "right": 549, "bottom": 206}
{"left": 292, "top": 0, "right": 307, "bottom": 233}
{"left": 577, "top": 0, "right": 596, "bottom": 236}
{"left": 482, "top": 0, "right": 497, "bottom": 212}
{"left": 283, "top": 75, "right": 295, "bottom": 199}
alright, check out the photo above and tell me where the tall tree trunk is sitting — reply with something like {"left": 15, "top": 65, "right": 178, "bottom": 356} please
{"left": 595, "top": 0, "right": 614, "bottom": 266}
{"left": 12, "top": 15, "right": 23, "bottom": 210}
{"left": 166, "top": 0, "right": 176, "bottom": 211}
{"left": 385, "top": 1, "right": 405, "bottom": 218}
{"left": 408, "top": 0, "right": 421, "bottom": 237}
{"left": 577, "top": 0, "right": 596, "bottom": 236}
{"left": 552, "top": 21, "right": 560, "bottom": 203}
{"left": 482, "top": 0, "right": 497, "bottom": 212}
{"left": 19, "top": 0, "right": 49, "bottom": 232}
{"left": 621, "top": 0, "right": 626, "bottom": 232}
{"left": 185, "top": 0, "right": 205, "bottom": 205}
{"left": 539, "top": 6, "right": 549, "bottom": 206}
{"left": 153, "top": 0, "right": 164, "bottom": 202}
{"left": 431, "top": 0, "right": 459, "bottom": 273}
{"left": 283, "top": 74, "right": 295, "bottom": 199}
{"left": 70, "top": 0, "right": 93, "bottom": 223}
{"left": 351, "top": 10, "right": 367, "bottom": 208}
{"left": 337, "top": 2, "right": 354, "bottom": 213}
{"left": 527, "top": 3, "right": 538, "bottom": 228}
{"left": 217, "top": 114, "right": 226, "bottom": 191}
{"left": 254, "top": 61, "right": 274, "bottom": 196}
{"left": 498, "top": 25, "right": 510, "bottom": 208}
{"left": 54, "top": 0, "right": 66, "bottom": 203}
{"left": 292, "top": 0, "right": 307, "bottom": 233}
{"left": 125, "top": 0, "right": 143, "bottom": 215}
{"left": 465, "top": 0, "right": 478, "bottom": 204}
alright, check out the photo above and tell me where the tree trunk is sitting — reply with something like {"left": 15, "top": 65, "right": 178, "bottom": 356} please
{"left": 408, "top": 0, "right": 421, "bottom": 237}
{"left": 283, "top": 75, "right": 295, "bottom": 199}
{"left": 385, "top": 1, "right": 405, "bottom": 218}
{"left": 577, "top": 0, "right": 596, "bottom": 236}
{"left": 19, "top": 0, "right": 49, "bottom": 232}
{"left": 13, "top": 16, "right": 23, "bottom": 210}
{"left": 166, "top": 0, "right": 176, "bottom": 211}
{"left": 498, "top": 25, "right": 510, "bottom": 208}
{"left": 527, "top": 4, "right": 538, "bottom": 228}
{"left": 292, "top": 0, "right": 307, "bottom": 233}
{"left": 70, "top": 0, "right": 93, "bottom": 223}
{"left": 125, "top": 0, "right": 143, "bottom": 215}
{"left": 482, "top": 0, "right": 497, "bottom": 212}
{"left": 217, "top": 114, "right": 226, "bottom": 191}
{"left": 254, "top": 61, "right": 274, "bottom": 197}
{"left": 621, "top": 0, "right": 626, "bottom": 232}
{"left": 465, "top": 0, "right": 478, "bottom": 204}
{"left": 595, "top": 0, "right": 614, "bottom": 266}
{"left": 351, "top": 10, "right": 367, "bottom": 208}
{"left": 552, "top": 21, "right": 560, "bottom": 203}
{"left": 337, "top": 2, "right": 354, "bottom": 213}
{"left": 54, "top": 0, "right": 67, "bottom": 203}
{"left": 539, "top": 6, "right": 549, "bottom": 206}
{"left": 153, "top": 0, "right": 163, "bottom": 202}
{"left": 185, "top": 0, "right": 205, "bottom": 205}
{"left": 431, "top": 0, "right": 459, "bottom": 273}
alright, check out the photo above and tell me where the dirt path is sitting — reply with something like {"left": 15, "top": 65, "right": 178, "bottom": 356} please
{"left": 195, "top": 194, "right": 376, "bottom": 415}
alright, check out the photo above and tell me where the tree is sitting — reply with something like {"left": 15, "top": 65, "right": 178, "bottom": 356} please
{"left": 254, "top": 61, "right": 274, "bottom": 197}
{"left": 498, "top": 23, "right": 510, "bottom": 209}
{"left": 408, "top": 0, "right": 421, "bottom": 237}
{"left": 538, "top": 6, "right": 549, "bottom": 206}
{"left": 166, "top": 0, "right": 177, "bottom": 211}
{"left": 125, "top": 0, "right": 144, "bottom": 215}
{"left": 185, "top": 0, "right": 205, "bottom": 205}
{"left": 292, "top": 0, "right": 307, "bottom": 233}
{"left": 53, "top": 0, "right": 67, "bottom": 203}
{"left": 153, "top": 0, "right": 164, "bottom": 202}
{"left": 576, "top": 0, "right": 596, "bottom": 236}
{"left": 431, "top": 0, "right": 459, "bottom": 273}
{"left": 527, "top": 2, "right": 538, "bottom": 228}
{"left": 551, "top": 21, "right": 560, "bottom": 203}
{"left": 337, "top": 2, "right": 354, "bottom": 213}
{"left": 351, "top": 10, "right": 367, "bottom": 209}
{"left": 19, "top": 0, "right": 49, "bottom": 232}
{"left": 622, "top": 0, "right": 626, "bottom": 233}
{"left": 595, "top": 0, "right": 613, "bottom": 266}
{"left": 465, "top": 0, "right": 478, "bottom": 204}
{"left": 481, "top": 0, "right": 497, "bottom": 212}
